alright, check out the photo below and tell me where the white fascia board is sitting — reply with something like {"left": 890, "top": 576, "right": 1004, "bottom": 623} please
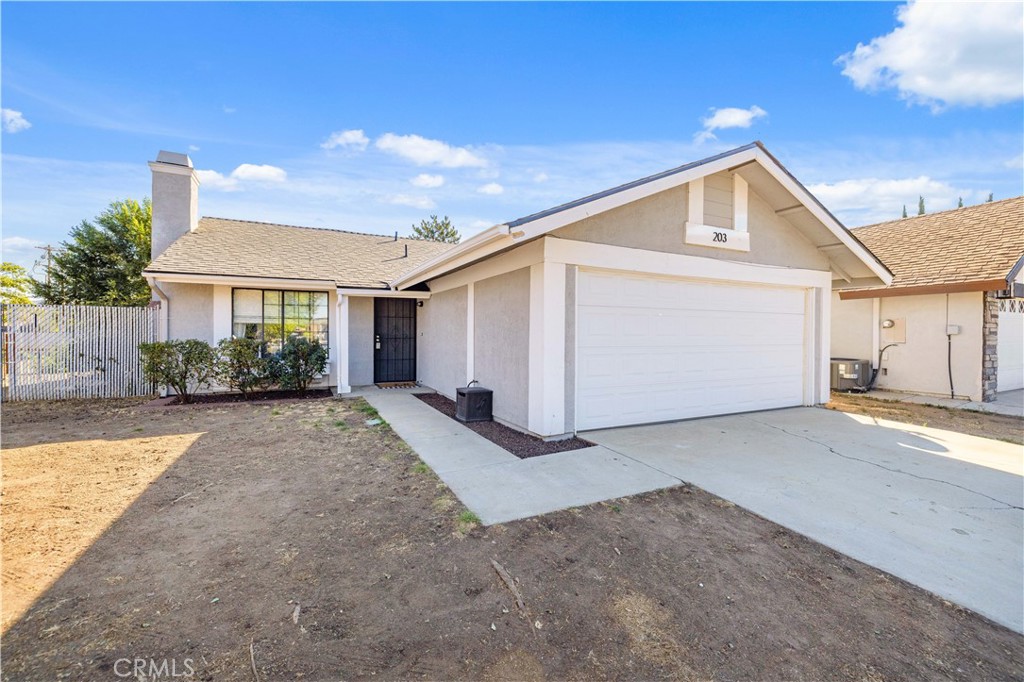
{"left": 545, "top": 238, "right": 832, "bottom": 290}
{"left": 391, "top": 225, "right": 510, "bottom": 290}
{"left": 751, "top": 148, "right": 893, "bottom": 285}
{"left": 513, "top": 147, "right": 758, "bottom": 241}
{"left": 336, "top": 287, "right": 430, "bottom": 298}
{"left": 427, "top": 238, "right": 546, "bottom": 294}
{"left": 145, "top": 271, "right": 337, "bottom": 290}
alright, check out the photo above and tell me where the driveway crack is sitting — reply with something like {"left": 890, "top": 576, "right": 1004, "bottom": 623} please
{"left": 746, "top": 417, "right": 1024, "bottom": 511}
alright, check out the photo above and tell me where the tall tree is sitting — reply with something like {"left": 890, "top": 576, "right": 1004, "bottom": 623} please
{"left": 957, "top": 196, "right": 964, "bottom": 208}
{"left": 902, "top": 205, "right": 908, "bottom": 219}
{"left": 34, "top": 198, "right": 152, "bottom": 306}
{"left": 1, "top": 262, "right": 34, "bottom": 304}
{"left": 410, "top": 215, "right": 460, "bottom": 244}
{"left": 917, "top": 196, "right": 925, "bottom": 215}
{"left": 987, "top": 193, "right": 994, "bottom": 202}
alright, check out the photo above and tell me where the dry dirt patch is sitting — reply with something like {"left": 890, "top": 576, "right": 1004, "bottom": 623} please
{"left": 2, "top": 397, "right": 1021, "bottom": 681}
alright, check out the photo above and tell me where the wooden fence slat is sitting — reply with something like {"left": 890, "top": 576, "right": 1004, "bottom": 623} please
{"left": 0, "top": 303, "right": 158, "bottom": 402}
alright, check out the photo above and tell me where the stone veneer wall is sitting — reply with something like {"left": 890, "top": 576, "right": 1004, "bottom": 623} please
{"left": 982, "top": 292, "right": 999, "bottom": 402}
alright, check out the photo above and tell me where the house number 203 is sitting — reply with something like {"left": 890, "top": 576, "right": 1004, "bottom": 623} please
{"left": 712, "top": 231, "right": 728, "bottom": 243}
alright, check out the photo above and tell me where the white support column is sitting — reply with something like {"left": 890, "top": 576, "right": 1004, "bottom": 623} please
{"left": 211, "top": 285, "right": 232, "bottom": 343}
{"left": 803, "top": 288, "right": 817, "bottom": 405}
{"left": 871, "top": 297, "right": 881, "bottom": 369}
{"left": 337, "top": 294, "right": 351, "bottom": 393}
{"left": 687, "top": 177, "right": 704, "bottom": 226}
{"left": 528, "top": 262, "right": 566, "bottom": 437}
{"left": 818, "top": 286, "right": 831, "bottom": 404}
{"left": 466, "top": 282, "right": 475, "bottom": 384}
{"left": 733, "top": 173, "right": 749, "bottom": 232}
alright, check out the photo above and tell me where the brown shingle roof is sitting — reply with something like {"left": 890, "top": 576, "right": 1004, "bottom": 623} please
{"left": 145, "top": 217, "right": 455, "bottom": 288}
{"left": 852, "top": 196, "right": 1024, "bottom": 292}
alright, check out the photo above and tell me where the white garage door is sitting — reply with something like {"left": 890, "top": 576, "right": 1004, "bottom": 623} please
{"left": 577, "top": 270, "right": 808, "bottom": 431}
{"left": 997, "top": 302, "right": 1023, "bottom": 392}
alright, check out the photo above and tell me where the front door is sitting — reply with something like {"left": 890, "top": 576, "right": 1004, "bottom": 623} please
{"left": 374, "top": 298, "right": 417, "bottom": 383}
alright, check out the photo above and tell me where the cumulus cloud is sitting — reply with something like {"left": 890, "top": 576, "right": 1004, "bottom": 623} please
{"left": 837, "top": 1, "right": 1024, "bottom": 109}
{"left": 196, "top": 163, "right": 288, "bottom": 191}
{"left": 188, "top": 144, "right": 201, "bottom": 152}
{"left": 2, "top": 235, "right": 44, "bottom": 253}
{"left": 477, "top": 182, "right": 504, "bottom": 195}
{"left": 2, "top": 109, "right": 31, "bottom": 133}
{"left": 533, "top": 172, "right": 549, "bottom": 183}
{"left": 376, "top": 133, "right": 487, "bottom": 168}
{"left": 410, "top": 173, "right": 445, "bottom": 188}
{"left": 387, "top": 194, "right": 436, "bottom": 210}
{"left": 321, "top": 129, "right": 370, "bottom": 151}
{"left": 695, "top": 105, "right": 767, "bottom": 143}
{"left": 807, "top": 175, "right": 980, "bottom": 226}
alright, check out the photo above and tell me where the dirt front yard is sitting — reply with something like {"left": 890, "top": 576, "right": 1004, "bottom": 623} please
{"left": 2, "top": 398, "right": 1021, "bottom": 681}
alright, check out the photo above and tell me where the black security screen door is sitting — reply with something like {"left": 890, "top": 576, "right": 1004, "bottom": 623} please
{"left": 374, "top": 298, "right": 417, "bottom": 383}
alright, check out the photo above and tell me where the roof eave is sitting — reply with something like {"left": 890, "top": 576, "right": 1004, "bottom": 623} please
{"left": 838, "top": 277, "right": 1009, "bottom": 300}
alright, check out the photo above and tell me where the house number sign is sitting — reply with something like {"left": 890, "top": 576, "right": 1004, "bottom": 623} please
{"left": 684, "top": 222, "right": 751, "bottom": 252}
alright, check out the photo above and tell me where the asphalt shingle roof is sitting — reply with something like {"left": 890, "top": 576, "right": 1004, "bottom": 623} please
{"left": 852, "top": 196, "right": 1024, "bottom": 291}
{"left": 145, "top": 217, "right": 455, "bottom": 288}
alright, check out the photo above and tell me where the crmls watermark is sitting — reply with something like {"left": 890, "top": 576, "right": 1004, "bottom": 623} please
{"left": 113, "top": 657, "right": 195, "bottom": 678}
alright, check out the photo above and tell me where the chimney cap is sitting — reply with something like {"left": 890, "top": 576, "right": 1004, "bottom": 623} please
{"left": 155, "top": 150, "right": 193, "bottom": 168}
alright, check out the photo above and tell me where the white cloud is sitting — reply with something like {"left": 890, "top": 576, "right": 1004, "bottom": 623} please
{"left": 188, "top": 144, "right": 201, "bottom": 152}
{"left": 197, "top": 163, "right": 288, "bottom": 191}
{"left": 477, "top": 182, "right": 504, "bottom": 195}
{"left": 533, "top": 172, "right": 549, "bottom": 183}
{"left": 375, "top": 133, "right": 487, "bottom": 168}
{"left": 695, "top": 105, "right": 767, "bottom": 142}
{"left": 2, "top": 236, "right": 44, "bottom": 253}
{"left": 386, "top": 194, "right": 436, "bottom": 210}
{"left": 1005, "top": 153, "right": 1024, "bottom": 170}
{"left": 2, "top": 109, "right": 32, "bottom": 133}
{"left": 222, "top": 105, "right": 237, "bottom": 114}
{"left": 807, "top": 175, "right": 980, "bottom": 226}
{"left": 410, "top": 173, "right": 445, "bottom": 188}
{"left": 837, "top": 1, "right": 1024, "bottom": 109}
{"left": 321, "top": 129, "right": 370, "bottom": 151}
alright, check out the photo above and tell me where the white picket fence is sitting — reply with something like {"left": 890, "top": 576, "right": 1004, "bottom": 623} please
{"left": 1, "top": 304, "right": 158, "bottom": 402}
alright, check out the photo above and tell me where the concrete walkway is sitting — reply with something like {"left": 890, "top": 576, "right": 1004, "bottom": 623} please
{"left": 360, "top": 390, "right": 680, "bottom": 525}
{"left": 871, "top": 388, "right": 1024, "bottom": 418}
{"left": 586, "top": 408, "right": 1024, "bottom": 633}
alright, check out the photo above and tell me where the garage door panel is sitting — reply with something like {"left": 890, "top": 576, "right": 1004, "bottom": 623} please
{"left": 577, "top": 270, "right": 808, "bottom": 431}
{"left": 998, "top": 309, "right": 1023, "bottom": 392}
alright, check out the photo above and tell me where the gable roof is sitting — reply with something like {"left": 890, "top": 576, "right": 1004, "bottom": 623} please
{"left": 839, "top": 196, "right": 1024, "bottom": 299}
{"left": 393, "top": 142, "right": 892, "bottom": 290}
{"left": 144, "top": 217, "right": 454, "bottom": 289}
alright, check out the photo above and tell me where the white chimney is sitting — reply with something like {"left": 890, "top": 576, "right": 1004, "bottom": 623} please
{"left": 149, "top": 150, "right": 199, "bottom": 261}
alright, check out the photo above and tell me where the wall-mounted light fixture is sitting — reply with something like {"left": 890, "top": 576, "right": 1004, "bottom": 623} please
{"left": 881, "top": 319, "right": 895, "bottom": 328}
{"left": 416, "top": 300, "right": 424, "bottom": 307}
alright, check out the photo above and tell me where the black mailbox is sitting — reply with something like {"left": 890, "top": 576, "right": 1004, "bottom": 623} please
{"left": 456, "top": 381, "right": 493, "bottom": 422}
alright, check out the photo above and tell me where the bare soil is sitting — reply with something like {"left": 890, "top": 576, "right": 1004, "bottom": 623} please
{"left": 414, "top": 392, "right": 594, "bottom": 458}
{"left": 2, "top": 398, "right": 1021, "bottom": 681}
{"left": 828, "top": 391, "right": 1024, "bottom": 445}
{"left": 168, "top": 388, "right": 334, "bottom": 405}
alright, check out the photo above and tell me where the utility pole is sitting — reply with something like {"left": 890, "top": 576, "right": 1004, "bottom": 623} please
{"left": 34, "top": 245, "right": 57, "bottom": 286}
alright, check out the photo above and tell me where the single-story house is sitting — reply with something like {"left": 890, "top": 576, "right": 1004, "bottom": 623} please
{"left": 144, "top": 143, "right": 891, "bottom": 438}
{"left": 831, "top": 197, "right": 1024, "bottom": 403}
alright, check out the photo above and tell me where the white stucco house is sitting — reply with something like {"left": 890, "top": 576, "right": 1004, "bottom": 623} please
{"left": 144, "top": 143, "right": 891, "bottom": 438}
{"left": 831, "top": 197, "right": 1024, "bottom": 404}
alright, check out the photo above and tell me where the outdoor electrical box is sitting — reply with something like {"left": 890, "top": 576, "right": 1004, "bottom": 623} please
{"left": 830, "top": 358, "right": 872, "bottom": 391}
{"left": 946, "top": 324, "right": 961, "bottom": 335}
{"left": 456, "top": 382, "right": 493, "bottom": 423}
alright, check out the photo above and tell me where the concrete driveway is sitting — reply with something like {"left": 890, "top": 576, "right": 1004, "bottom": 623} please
{"left": 585, "top": 407, "right": 1024, "bottom": 633}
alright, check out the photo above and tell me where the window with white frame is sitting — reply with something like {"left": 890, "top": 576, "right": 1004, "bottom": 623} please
{"left": 232, "top": 289, "right": 329, "bottom": 353}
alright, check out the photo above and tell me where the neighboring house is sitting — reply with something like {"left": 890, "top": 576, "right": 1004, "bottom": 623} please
{"left": 831, "top": 197, "right": 1024, "bottom": 403}
{"left": 144, "top": 143, "right": 891, "bottom": 438}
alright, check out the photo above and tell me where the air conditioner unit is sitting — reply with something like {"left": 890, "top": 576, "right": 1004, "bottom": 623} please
{"left": 993, "top": 283, "right": 1024, "bottom": 299}
{"left": 830, "top": 358, "right": 872, "bottom": 391}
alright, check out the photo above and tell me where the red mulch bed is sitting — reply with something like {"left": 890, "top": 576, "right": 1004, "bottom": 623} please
{"left": 414, "top": 392, "right": 593, "bottom": 459}
{"left": 162, "top": 389, "right": 334, "bottom": 406}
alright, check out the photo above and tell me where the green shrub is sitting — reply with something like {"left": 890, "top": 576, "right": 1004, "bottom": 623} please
{"left": 139, "top": 339, "right": 218, "bottom": 403}
{"left": 216, "top": 337, "right": 281, "bottom": 399}
{"left": 279, "top": 336, "right": 328, "bottom": 392}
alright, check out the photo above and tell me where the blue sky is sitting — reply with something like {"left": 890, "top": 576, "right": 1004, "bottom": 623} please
{"left": 3, "top": 1, "right": 1022, "bottom": 275}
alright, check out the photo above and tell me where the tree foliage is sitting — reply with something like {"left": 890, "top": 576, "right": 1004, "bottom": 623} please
{"left": 139, "top": 339, "right": 218, "bottom": 403}
{"left": 217, "top": 337, "right": 282, "bottom": 398}
{"left": 1, "top": 262, "right": 34, "bottom": 305}
{"left": 278, "top": 336, "right": 328, "bottom": 391}
{"left": 917, "top": 196, "right": 925, "bottom": 215}
{"left": 35, "top": 198, "right": 152, "bottom": 306}
{"left": 411, "top": 215, "right": 460, "bottom": 244}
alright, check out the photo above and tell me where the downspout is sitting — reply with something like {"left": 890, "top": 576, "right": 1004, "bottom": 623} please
{"left": 145, "top": 276, "right": 170, "bottom": 397}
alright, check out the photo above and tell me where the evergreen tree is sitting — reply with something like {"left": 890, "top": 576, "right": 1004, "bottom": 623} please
{"left": 987, "top": 193, "right": 994, "bottom": 202}
{"left": 957, "top": 196, "right": 963, "bottom": 208}
{"left": 33, "top": 198, "right": 152, "bottom": 306}
{"left": 917, "top": 196, "right": 925, "bottom": 215}
{"left": 902, "top": 205, "right": 908, "bottom": 219}
{"left": 1, "top": 262, "right": 34, "bottom": 304}
{"left": 410, "top": 215, "right": 460, "bottom": 244}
